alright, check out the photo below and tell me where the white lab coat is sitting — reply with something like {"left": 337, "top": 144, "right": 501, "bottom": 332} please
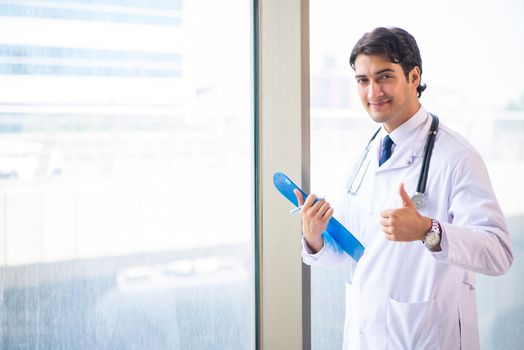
{"left": 302, "top": 107, "right": 513, "bottom": 350}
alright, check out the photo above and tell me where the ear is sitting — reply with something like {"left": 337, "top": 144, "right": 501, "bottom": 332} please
{"left": 410, "top": 66, "right": 421, "bottom": 88}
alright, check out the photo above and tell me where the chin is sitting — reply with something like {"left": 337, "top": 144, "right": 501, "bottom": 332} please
{"left": 367, "top": 109, "right": 390, "bottom": 124}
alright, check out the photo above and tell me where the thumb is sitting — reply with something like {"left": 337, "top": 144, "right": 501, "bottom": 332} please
{"left": 294, "top": 189, "right": 304, "bottom": 206}
{"left": 399, "top": 183, "right": 415, "bottom": 208}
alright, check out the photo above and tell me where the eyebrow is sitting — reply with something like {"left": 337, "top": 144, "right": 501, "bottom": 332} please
{"left": 355, "top": 68, "right": 396, "bottom": 79}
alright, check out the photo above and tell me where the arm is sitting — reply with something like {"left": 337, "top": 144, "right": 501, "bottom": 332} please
{"left": 301, "top": 232, "right": 355, "bottom": 267}
{"left": 295, "top": 190, "right": 354, "bottom": 267}
{"left": 432, "top": 152, "right": 513, "bottom": 275}
{"left": 379, "top": 153, "right": 512, "bottom": 275}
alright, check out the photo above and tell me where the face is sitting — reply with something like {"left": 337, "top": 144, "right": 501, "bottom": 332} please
{"left": 354, "top": 54, "right": 421, "bottom": 132}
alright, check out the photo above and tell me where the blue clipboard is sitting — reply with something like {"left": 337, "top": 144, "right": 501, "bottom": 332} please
{"left": 273, "top": 171, "right": 365, "bottom": 261}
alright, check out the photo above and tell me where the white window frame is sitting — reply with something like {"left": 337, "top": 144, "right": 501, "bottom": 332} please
{"left": 256, "top": 0, "right": 310, "bottom": 349}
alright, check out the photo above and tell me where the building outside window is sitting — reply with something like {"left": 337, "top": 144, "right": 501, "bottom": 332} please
{"left": 0, "top": 1, "right": 255, "bottom": 349}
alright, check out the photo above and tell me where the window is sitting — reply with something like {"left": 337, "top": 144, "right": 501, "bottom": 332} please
{"left": 310, "top": 0, "right": 524, "bottom": 348}
{"left": 0, "top": 1, "right": 255, "bottom": 348}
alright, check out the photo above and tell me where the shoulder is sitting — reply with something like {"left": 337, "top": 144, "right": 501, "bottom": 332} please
{"left": 435, "top": 122, "right": 483, "bottom": 162}
{"left": 432, "top": 122, "right": 490, "bottom": 181}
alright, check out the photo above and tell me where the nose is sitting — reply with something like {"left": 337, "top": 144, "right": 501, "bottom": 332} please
{"left": 367, "top": 80, "right": 383, "bottom": 100}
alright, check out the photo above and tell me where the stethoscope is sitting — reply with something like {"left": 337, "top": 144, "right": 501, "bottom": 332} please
{"left": 348, "top": 114, "right": 439, "bottom": 209}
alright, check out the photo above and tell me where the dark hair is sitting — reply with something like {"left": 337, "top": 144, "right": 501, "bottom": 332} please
{"left": 349, "top": 27, "right": 427, "bottom": 97}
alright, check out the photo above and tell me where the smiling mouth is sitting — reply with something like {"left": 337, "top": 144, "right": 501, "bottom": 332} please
{"left": 369, "top": 99, "right": 391, "bottom": 108}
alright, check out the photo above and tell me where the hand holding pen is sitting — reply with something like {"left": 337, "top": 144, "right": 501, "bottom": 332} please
{"left": 289, "top": 195, "right": 325, "bottom": 214}
{"left": 293, "top": 190, "right": 333, "bottom": 254}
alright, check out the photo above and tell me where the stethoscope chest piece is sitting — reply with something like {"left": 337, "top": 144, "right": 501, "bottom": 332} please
{"left": 412, "top": 192, "right": 425, "bottom": 209}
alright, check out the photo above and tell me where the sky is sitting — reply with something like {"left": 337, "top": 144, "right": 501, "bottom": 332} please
{"left": 310, "top": 0, "right": 524, "bottom": 111}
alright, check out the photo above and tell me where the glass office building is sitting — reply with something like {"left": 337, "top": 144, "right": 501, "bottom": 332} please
{"left": 0, "top": 1, "right": 254, "bottom": 348}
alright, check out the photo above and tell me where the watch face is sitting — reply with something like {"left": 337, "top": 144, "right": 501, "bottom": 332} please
{"left": 426, "top": 231, "right": 440, "bottom": 247}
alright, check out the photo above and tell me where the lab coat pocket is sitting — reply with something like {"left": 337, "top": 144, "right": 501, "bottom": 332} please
{"left": 386, "top": 298, "right": 440, "bottom": 350}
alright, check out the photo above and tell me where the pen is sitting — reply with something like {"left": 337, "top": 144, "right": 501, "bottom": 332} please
{"left": 289, "top": 196, "right": 325, "bottom": 214}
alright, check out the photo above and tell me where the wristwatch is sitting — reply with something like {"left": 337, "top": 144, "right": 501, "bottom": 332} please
{"left": 423, "top": 218, "right": 441, "bottom": 251}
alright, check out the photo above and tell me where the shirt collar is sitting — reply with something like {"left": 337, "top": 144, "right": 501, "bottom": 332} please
{"left": 379, "top": 105, "right": 428, "bottom": 148}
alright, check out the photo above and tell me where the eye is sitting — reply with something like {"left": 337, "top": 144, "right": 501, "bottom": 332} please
{"left": 356, "top": 77, "right": 369, "bottom": 85}
{"left": 379, "top": 74, "right": 393, "bottom": 80}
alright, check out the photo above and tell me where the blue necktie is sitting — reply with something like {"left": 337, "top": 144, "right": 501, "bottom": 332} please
{"left": 379, "top": 135, "right": 394, "bottom": 166}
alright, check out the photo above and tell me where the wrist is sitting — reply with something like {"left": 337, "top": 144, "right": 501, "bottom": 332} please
{"left": 304, "top": 235, "right": 324, "bottom": 254}
{"left": 423, "top": 218, "right": 442, "bottom": 251}
{"left": 421, "top": 216, "right": 432, "bottom": 241}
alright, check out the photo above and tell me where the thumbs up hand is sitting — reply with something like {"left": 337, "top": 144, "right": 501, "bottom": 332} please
{"left": 379, "top": 183, "right": 432, "bottom": 242}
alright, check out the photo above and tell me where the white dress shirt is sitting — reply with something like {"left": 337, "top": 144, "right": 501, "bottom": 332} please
{"left": 302, "top": 106, "right": 513, "bottom": 350}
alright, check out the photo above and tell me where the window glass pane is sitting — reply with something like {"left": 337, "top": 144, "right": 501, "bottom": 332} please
{"left": 310, "top": 1, "right": 524, "bottom": 348}
{"left": 0, "top": 0, "right": 254, "bottom": 349}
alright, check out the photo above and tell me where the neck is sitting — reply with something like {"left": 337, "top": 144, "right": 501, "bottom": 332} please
{"left": 384, "top": 101, "right": 421, "bottom": 133}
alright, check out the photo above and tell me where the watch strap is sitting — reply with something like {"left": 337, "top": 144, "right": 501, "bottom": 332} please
{"left": 423, "top": 218, "right": 442, "bottom": 250}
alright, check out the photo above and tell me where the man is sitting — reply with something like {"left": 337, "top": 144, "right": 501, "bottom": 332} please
{"left": 295, "top": 27, "right": 513, "bottom": 349}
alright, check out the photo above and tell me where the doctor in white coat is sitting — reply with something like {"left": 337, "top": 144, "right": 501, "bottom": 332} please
{"left": 296, "top": 27, "right": 513, "bottom": 350}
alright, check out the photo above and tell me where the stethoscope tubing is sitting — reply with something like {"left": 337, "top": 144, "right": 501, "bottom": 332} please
{"left": 350, "top": 113, "right": 439, "bottom": 206}
{"left": 416, "top": 114, "right": 439, "bottom": 195}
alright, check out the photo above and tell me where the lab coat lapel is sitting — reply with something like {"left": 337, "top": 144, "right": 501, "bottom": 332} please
{"left": 375, "top": 149, "right": 416, "bottom": 172}
{"left": 375, "top": 116, "right": 430, "bottom": 173}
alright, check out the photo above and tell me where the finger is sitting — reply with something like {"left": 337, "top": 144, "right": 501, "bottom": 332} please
{"left": 379, "top": 217, "right": 390, "bottom": 227}
{"left": 293, "top": 189, "right": 304, "bottom": 206}
{"left": 304, "top": 193, "right": 318, "bottom": 207}
{"left": 317, "top": 201, "right": 330, "bottom": 217}
{"left": 380, "top": 209, "right": 392, "bottom": 219}
{"left": 384, "top": 232, "right": 396, "bottom": 241}
{"left": 381, "top": 224, "right": 393, "bottom": 235}
{"left": 322, "top": 207, "right": 334, "bottom": 221}
{"left": 399, "top": 183, "right": 415, "bottom": 208}
{"left": 311, "top": 198, "right": 327, "bottom": 212}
